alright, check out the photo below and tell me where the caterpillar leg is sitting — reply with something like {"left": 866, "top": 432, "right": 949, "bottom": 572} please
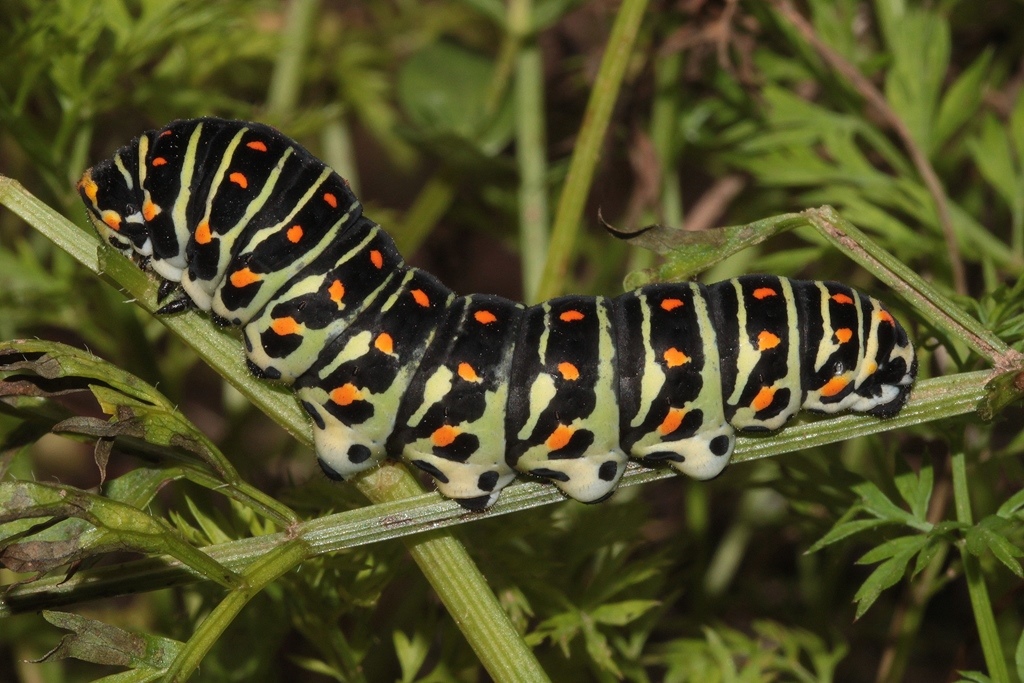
{"left": 507, "top": 297, "right": 628, "bottom": 503}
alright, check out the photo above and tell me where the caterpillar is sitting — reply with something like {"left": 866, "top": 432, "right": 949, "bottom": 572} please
{"left": 78, "top": 118, "right": 917, "bottom": 510}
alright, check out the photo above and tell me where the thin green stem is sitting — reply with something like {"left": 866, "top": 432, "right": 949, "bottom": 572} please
{"left": 650, "top": 51, "right": 683, "bottom": 229}
{"left": 394, "top": 174, "right": 458, "bottom": 256}
{"left": 164, "top": 539, "right": 310, "bottom": 682}
{"left": 805, "top": 206, "right": 1013, "bottom": 365}
{"left": 266, "top": 0, "right": 321, "bottom": 118}
{"left": 511, "top": 0, "right": 550, "bottom": 304}
{"left": 951, "top": 449, "right": 1010, "bottom": 682}
{"left": 535, "top": 0, "right": 649, "bottom": 301}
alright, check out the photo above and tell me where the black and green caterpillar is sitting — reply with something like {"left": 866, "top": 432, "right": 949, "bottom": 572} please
{"left": 79, "top": 118, "right": 917, "bottom": 510}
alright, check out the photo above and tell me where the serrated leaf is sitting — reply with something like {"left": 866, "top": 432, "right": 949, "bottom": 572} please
{"left": 854, "top": 539, "right": 923, "bottom": 619}
{"left": 807, "top": 517, "right": 888, "bottom": 554}
{"left": 857, "top": 534, "right": 929, "bottom": 566}
{"left": 893, "top": 462, "right": 933, "bottom": 521}
{"left": 853, "top": 480, "right": 922, "bottom": 528}
{"left": 966, "top": 523, "right": 1024, "bottom": 578}
{"left": 37, "top": 610, "right": 181, "bottom": 668}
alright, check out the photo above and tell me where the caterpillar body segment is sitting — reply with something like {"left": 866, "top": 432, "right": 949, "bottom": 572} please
{"left": 79, "top": 118, "right": 918, "bottom": 510}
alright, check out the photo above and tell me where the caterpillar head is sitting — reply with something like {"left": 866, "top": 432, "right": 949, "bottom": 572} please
{"left": 850, "top": 303, "right": 917, "bottom": 418}
{"left": 78, "top": 140, "right": 150, "bottom": 258}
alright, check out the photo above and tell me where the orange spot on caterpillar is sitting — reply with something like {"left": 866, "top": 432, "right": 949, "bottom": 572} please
{"left": 152, "top": 157, "right": 167, "bottom": 167}
{"left": 431, "top": 425, "right": 459, "bottom": 447}
{"left": 819, "top": 376, "right": 848, "bottom": 397}
{"left": 287, "top": 224, "right": 303, "bottom": 243}
{"left": 230, "top": 268, "right": 260, "bottom": 288}
{"left": 271, "top": 317, "right": 299, "bottom": 336}
{"left": 411, "top": 289, "right": 430, "bottom": 307}
{"left": 328, "top": 279, "right": 345, "bottom": 303}
{"left": 142, "top": 199, "right": 159, "bottom": 221}
{"left": 323, "top": 192, "right": 338, "bottom": 208}
{"left": 559, "top": 310, "right": 584, "bottom": 322}
{"left": 757, "top": 330, "right": 781, "bottom": 351}
{"left": 369, "top": 250, "right": 383, "bottom": 269}
{"left": 753, "top": 287, "right": 777, "bottom": 299}
{"left": 330, "top": 383, "right": 361, "bottom": 406}
{"left": 474, "top": 310, "right": 497, "bottom": 324}
{"left": 835, "top": 328, "right": 853, "bottom": 344}
{"left": 557, "top": 362, "right": 579, "bottom": 381}
{"left": 545, "top": 424, "right": 574, "bottom": 451}
{"left": 658, "top": 408, "right": 685, "bottom": 435}
{"left": 229, "top": 172, "right": 248, "bottom": 188}
{"left": 663, "top": 347, "right": 689, "bottom": 368}
{"left": 374, "top": 333, "right": 393, "bottom": 354}
{"left": 661, "top": 298, "right": 684, "bottom": 311}
{"left": 158, "top": 129, "right": 172, "bottom": 137}
{"left": 832, "top": 293, "right": 854, "bottom": 305}
{"left": 195, "top": 220, "right": 212, "bottom": 245}
{"left": 102, "top": 211, "right": 121, "bottom": 231}
{"left": 457, "top": 362, "right": 480, "bottom": 382}
{"left": 878, "top": 310, "right": 895, "bottom": 325}
{"left": 752, "top": 386, "right": 776, "bottom": 412}
{"left": 246, "top": 140, "right": 268, "bottom": 152}
{"left": 79, "top": 175, "right": 98, "bottom": 202}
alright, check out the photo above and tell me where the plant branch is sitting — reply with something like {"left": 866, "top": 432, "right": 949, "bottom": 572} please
{"left": 774, "top": 1, "right": 968, "bottom": 296}
{"left": 535, "top": 0, "right": 649, "bottom": 301}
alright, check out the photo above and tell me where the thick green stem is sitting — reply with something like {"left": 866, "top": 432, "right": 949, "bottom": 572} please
{"left": 535, "top": 0, "right": 649, "bottom": 301}
{"left": 951, "top": 450, "right": 1010, "bottom": 681}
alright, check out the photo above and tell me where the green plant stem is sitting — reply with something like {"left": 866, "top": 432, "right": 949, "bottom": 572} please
{"left": 535, "top": 0, "right": 648, "bottom": 301}
{"left": 877, "top": 544, "right": 950, "bottom": 683}
{"left": 951, "top": 449, "right": 1010, "bottom": 681}
{"left": 163, "top": 539, "right": 311, "bottom": 682}
{"left": 650, "top": 51, "right": 683, "bottom": 229}
{"left": 0, "top": 176, "right": 548, "bottom": 682}
{"left": 394, "top": 174, "right": 458, "bottom": 256}
{"left": 267, "top": 0, "right": 320, "bottom": 118}
{"left": 1, "top": 370, "right": 987, "bottom": 616}
{"left": 510, "top": 0, "right": 550, "bottom": 304}
{"left": 805, "top": 206, "right": 1012, "bottom": 364}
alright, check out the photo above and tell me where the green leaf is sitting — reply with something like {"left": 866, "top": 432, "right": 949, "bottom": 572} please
{"left": 807, "top": 517, "right": 889, "bottom": 554}
{"left": 933, "top": 49, "right": 993, "bottom": 150}
{"left": 969, "top": 114, "right": 1022, "bottom": 216}
{"left": 0, "top": 481, "right": 237, "bottom": 587}
{"left": 615, "top": 212, "right": 807, "bottom": 289}
{"left": 1015, "top": 627, "right": 1024, "bottom": 682}
{"left": 589, "top": 599, "right": 660, "bottom": 627}
{"left": 966, "top": 521, "right": 1024, "bottom": 578}
{"left": 853, "top": 480, "right": 923, "bottom": 529}
{"left": 37, "top": 610, "right": 181, "bottom": 669}
{"left": 893, "top": 461, "right": 933, "bottom": 522}
{"left": 854, "top": 535, "right": 929, "bottom": 619}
